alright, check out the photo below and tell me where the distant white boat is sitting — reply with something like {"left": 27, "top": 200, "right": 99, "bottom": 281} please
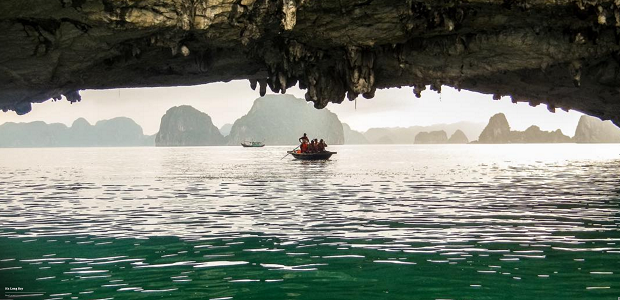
{"left": 241, "top": 141, "right": 265, "bottom": 147}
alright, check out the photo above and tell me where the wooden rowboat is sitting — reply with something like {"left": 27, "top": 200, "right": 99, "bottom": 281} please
{"left": 287, "top": 151, "right": 336, "bottom": 160}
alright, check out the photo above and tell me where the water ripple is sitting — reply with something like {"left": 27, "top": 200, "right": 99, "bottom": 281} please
{"left": 0, "top": 145, "right": 619, "bottom": 299}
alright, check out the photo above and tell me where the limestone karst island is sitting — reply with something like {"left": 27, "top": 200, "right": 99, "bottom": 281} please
{"left": 2, "top": 1, "right": 620, "bottom": 300}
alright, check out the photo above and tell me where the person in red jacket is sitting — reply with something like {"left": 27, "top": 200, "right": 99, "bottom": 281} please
{"left": 298, "top": 133, "right": 309, "bottom": 153}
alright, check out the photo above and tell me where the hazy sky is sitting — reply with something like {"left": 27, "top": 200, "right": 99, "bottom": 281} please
{"left": 0, "top": 80, "right": 584, "bottom": 135}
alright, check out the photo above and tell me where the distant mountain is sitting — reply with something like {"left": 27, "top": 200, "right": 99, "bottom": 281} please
{"left": 516, "top": 126, "right": 571, "bottom": 143}
{"left": 92, "top": 117, "right": 149, "bottom": 146}
{"left": 374, "top": 135, "right": 395, "bottom": 144}
{"left": 142, "top": 134, "right": 156, "bottom": 146}
{"left": 477, "top": 113, "right": 571, "bottom": 143}
{"left": 414, "top": 131, "right": 448, "bottom": 144}
{"left": 0, "top": 117, "right": 153, "bottom": 147}
{"left": 0, "top": 121, "right": 69, "bottom": 147}
{"left": 364, "top": 127, "right": 413, "bottom": 144}
{"left": 573, "top": 115, "right": 620, "bottom": 143}
{"left": 155, "top": 105, "right": 225, "bottom": 146}
{"left": 447, "top": 130, "right": 469, "bottom": 144}
{"left": 363, "top": 122, "right": 485, "bottom": 144}
{"left": 68, "top": 118, "right": 96, "bottom": 146}
{"left": 343, "top": 123, "right": 368, "bottom": 144}
{"left": 478, "top": 113, "right": 512, "bottom": 143}
{"left": 219, "top": 123, "right": 233, "bottom": 136}
{"left": 227, "top": 95, "right": 344, "bottom": 146}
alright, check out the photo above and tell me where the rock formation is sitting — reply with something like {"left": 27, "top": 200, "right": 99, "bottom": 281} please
{"left": 365, "top": 128, "right": 415, "bottom": 144}
{"left": 414, "top": 131, "right": 449, "bottom": 144}
{"left": 155, "top": 106, "right": 225, "bottom": 146}
{"left": 343, "top": 123, "right": 368, "bottom": 145}
{"left": 219, "top": 123, "right": 233, "bottom": 137}
{"left": 227, "top": 94, "right": 344, "bottom": 145}
{"left": 573, "top": 115, "right": 620, "bottom": 143}
{"left": 447, "top": 130, "right": 469, "bottom": 144}
{"left": 91, "top": 117, "right": 151, "bottom": 146}
{"left": 364, "top": 122, "right": 484, "bottom": 144}
{"left": 478, "top": 113, "right": 512, "bottom": 143}
{"left": 2, "top": 1, "right": 620, "bottom": 126}
{"left": 516, "top": 126, "right": 572, "bottom": 143}
{"left": 68, "top": 117, "right": 97, "bottom": 146}
{"left": 374, "top": 136, "right": 395, "bottom": 145}
{"left": 0, "top": 117, "right": 152, "bottom": 147}
{"left": 0, "top": 122, "right": 69, "bottom": 147}
{"left": 477, "top": 113, "right": 571, "bottom": 143}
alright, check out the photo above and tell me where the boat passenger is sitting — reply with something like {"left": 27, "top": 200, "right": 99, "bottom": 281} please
{"left": 308, "top": 139, "right": 317, "bottom": 153}
{"left": 317, "top": 139, "right": 327, "bottom": 152}
{"left": 299, "top": 133, "right": 309, "bottom": 153}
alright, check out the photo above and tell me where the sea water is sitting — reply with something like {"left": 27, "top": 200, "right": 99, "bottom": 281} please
{"left": 0, "top": 145, "right": 619, "bottom": 299}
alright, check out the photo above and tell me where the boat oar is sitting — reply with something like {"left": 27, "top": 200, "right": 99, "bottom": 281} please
{"left": 281, "top": 144, "right": 301, "bottom": 160}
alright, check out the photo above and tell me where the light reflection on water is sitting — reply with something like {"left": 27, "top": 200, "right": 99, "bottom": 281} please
{"left": 0, "top": 144, "right": 619, "bottom": 299}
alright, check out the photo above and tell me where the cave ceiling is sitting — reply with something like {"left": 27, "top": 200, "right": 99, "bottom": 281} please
{"left": 1, "top": 0, "right": 620, "bottom": 125}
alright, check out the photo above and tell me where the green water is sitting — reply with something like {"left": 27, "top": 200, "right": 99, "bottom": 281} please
{"left": 1, "top": 145, "right": 619, "bottom": 299}
{"left": 2, "top": 233, "right": 619, "bottom": 299}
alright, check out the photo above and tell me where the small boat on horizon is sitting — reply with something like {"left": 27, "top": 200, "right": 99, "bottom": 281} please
{"left": 241, "top": 141, "right": 265, "bottom": 147}
{"left": 287, "top": 150, "right": 336, "bottom": 160}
